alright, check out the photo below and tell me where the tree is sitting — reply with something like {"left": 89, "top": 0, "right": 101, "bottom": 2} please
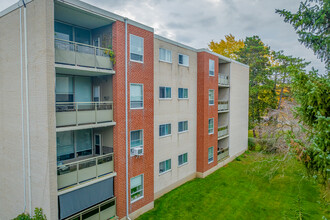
{"left": 287, "top": 68, "right": 329, "bottom": 184}
{"left": 276, "top": 0, "right": 330, "bottom": 70}
{"left": 235, "top": 36, "right": 277, "bottom": 138}
{"left": 208, "top": 34, "right": 245, "bottom": 59}
{"left": 271, "top": 51, "right": 310, "bottom": 109}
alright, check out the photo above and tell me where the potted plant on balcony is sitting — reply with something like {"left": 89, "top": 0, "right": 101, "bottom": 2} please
{"left": 104, "top": 46, "right": 116, "bottom": 66}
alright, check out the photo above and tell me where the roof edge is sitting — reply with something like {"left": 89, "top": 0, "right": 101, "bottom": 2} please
{"left": 197, "top": 48, "right": 249, "bottom": 68}
{"left": 154, "top": 34, "right": 197, "bottom": 52}
{"left": 0, "top": 0, "right": 32, "bottom": 18}
{"left": 56, "top": 0, "right": 154, "bottom": 32}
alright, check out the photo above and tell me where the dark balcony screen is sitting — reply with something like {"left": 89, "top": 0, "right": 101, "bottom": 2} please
{"left": 58, "top": 177, "right": 114, "bottom": 220}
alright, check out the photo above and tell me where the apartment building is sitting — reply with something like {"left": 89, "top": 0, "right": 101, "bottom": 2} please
{"left": 0, "top": 0, "right": 249, "bottom": 219}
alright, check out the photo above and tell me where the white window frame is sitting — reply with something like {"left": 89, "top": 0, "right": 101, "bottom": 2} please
{"left": 208, "top": 118, "right": 214, "bottom": 134}
{"left": 209, "top": 89, "right": 214, "bottom": 105}
{"left": 130, "top": 34, "right": 144, "bottom": 63}
{"left": 159, "top": 123, "right": 171, "bottom": 137}
{"left": 159, "top": 48, "right": 172, "bottom": 63}
{"left": 208, "top": 147, "right": 214, "bottom": 164}
{"left": 159, "top": 159, "right": 172, "bottom": 175}
{"left": 130, "top": 174, "right": 144, "bottom": 203}
{"left": 178, "top": 153, "right": 188, "bottom": 167}
{"left": 130, "top": 83, "right": 144, "bottom": 109}
{"left": 159, "top": 86, "right": 172, "bottom": 99}
{"left": 178, "top": 88, "right": 188, "bottom": 99}
{"left": 209, "top": 59, "right": 215, "bottom": 76}
{"left": 178, "top": 121, "right": 188, "bottom": 133}
{"left": 178, "top": 53, "right": 189, "bottom": 67}
{"left": 130, "top": 129, "right": 143, "bottom": 156}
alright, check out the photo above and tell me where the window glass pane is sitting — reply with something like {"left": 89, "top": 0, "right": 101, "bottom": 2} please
{"left": 55, "top": 22, "right": 73, "bottom": 41}
{"left": 131, "top": 175, "right": 142, "bottom": 188}
{"left": 179, "top": 54, "right": 183, "bottom": 64}
{"left": 75, "top": 27, "right": 91, "bottom": 45}
{"left": 184, "top": 89, "right": 188, "bottom": 98}
{"left": 131, "top": 130, "right": 143, "bottom": 148}
{"left": 130, "top": 35, "right": 144, "bottom": 62}
{"left": 131, "top": 84, "right": 143, "bottom": 108}
{"left": 209, "top": 90, "right": 214, "bottom": 105}
{"left": 208, "top": 119, "right": 214, "bottom": 134}
{"left": 56, "top": 75, "right": 73, "bottom": 102}
{"left": 75, "top": 76, "right": 92, "bottom": 103}
{"left": 178, "top": 88, "right": 183, "bottom": 98}
{"left": 57, "top": 131, "right": 74, "bottom": 161}
{"left": 208, "top": 147, "right": 214, "bottom": 162}
{"left": 166, "top": 87, "right": 171, "bottom": 98}
{"left": 209, "top": 59, "right": 215, "bottom": 76}
{"left": 76, "top": 129, "right": 92, "bottom": 156}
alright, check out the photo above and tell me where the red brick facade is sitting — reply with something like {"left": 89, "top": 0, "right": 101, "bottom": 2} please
{"left": 112, "top": 21, "right": 154, "bottom": 218}
{"left": 196, "top": 52, "right": 219, "bottom": 173}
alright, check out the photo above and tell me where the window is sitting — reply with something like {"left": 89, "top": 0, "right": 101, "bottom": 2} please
{"left": 178, "top": 121, "right": 188, "bottom": 133}
{"left": 56, "top": 129, "right": 93, "bottom": 162}
{"left": 178, "top": 88, "right": 188, "bottom": 99}
{"left": 159, "top": 159, "right": 171, "bottom": 174}
{"left": 208, "top": 118, "right": 214, "bottom": 134}
{"left": 130, "top": 34, "right": 144, "bottom": 62}
{"left": 159, "top": 48, "right": 172, "bottom": 63}
{"left": 178, "top": 153, "right": 188, "bottom": 166}
{"left": 130, "top": 175, "right": 143, "bottom": 202}
{"left": 209, "top": 59, "right": 215, "bottom": 76}
{"left": 208, "top": 147, "right": 214, "bottom": 163}
{"left": 178, "top": 54, "right": 189, "bottom": 66}
{"left": 131, "top": 130, "right": 143, "bottom": 149}
{"left": 209, "top": 90, "right": 214, "bottom": 105}
{"left": 130, "top": 84, "right": 143, "bottom": 109}
{"left": 159, "top": 87, "right": 171, "bottom": 99}
{"left": 159, "top": 124, "right": 171, "bottom": 137}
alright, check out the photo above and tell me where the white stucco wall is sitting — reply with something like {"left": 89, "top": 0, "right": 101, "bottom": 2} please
{"left": 228, "top": 62, "right": 249, "bottom": 156}
{"left": 0, "top": 0, "right": 57, "bottom": 218}
{"left": 153, "top": 38, "right": 197, "bottom": 196}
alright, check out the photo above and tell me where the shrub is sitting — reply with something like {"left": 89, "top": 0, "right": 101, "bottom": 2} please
{"left": 248, "top": 137, "right": 256, "bottom": 151}
{"left": 13, "top": 208, "right": 46, "bottom": 220}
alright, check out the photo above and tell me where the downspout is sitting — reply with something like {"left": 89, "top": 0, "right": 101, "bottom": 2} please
{"left": 23, "top": 0, "right": 32, "bottom": 215}
{"left": 124, "top": 18, "right": 131, "bottom": 220}
{"left": 19, "top": 3, "right": 26, "bottom": 213}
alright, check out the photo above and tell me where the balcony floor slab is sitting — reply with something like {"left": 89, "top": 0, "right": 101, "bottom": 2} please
{"left": 56, "top": 121, "right": 116, "bottom": 132}
{"left": 55, "top": 63, "right": 115, "bottom": 76}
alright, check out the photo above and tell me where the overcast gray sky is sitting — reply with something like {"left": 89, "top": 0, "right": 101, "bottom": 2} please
{"left": 0, "top": 0, "right": 326, "bottom": 73}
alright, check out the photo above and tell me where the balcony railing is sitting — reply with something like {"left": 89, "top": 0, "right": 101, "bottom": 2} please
{"left": 56, "top": 101, "right": 113, "bottom": 127}
{"left": 66, "top": 197, "right": 117, "bottom": 220}
{"left": 218, "top": 126, "right": 228, "bottom": 138}
{"left": 218, "top": 75, "right": 229, "bottom": 86}
{"left": 57, "top": 153, "right": 114, "bottom": 190}
{"left": 218, "top": 101, "right": 229, "bottom": 111}
{"left": 55, "top": 38, "right": 113, "bottom": 70}
{"left": 217, "top": 148, "right": 229, "bottom": 161}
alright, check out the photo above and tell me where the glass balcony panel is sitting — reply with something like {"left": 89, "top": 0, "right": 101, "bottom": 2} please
{"left": 218, "top": 101, "right": 229, "bottom": 111}
{"left": 57, "top": 153, "right": 114, "bottom": 190}
{"left": 56, "top": 101, "right": 113, "bottom": 127}
{"left": 55, "top": 39, "right": 113, "bottom": 70}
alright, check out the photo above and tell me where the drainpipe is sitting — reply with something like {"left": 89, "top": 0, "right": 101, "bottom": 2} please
{"left": 19, "top": 2, "right": 26, "bottom": 213}
{"left": 124, "top": 18, "right": 131, "bottom": 220}
{"left": 22, "top": 0, "right": 32, "bottom": 215}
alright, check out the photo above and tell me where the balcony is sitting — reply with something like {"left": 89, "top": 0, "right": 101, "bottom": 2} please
{"left": 65, "top": 197, "right": 117, "bottom": 220}
{"left": 55, "top": 39, "right": 113, "bottom": 72}
{"left": 57, "top": 152, "right": 114, "bottom": 190}
{"left": 217, "top": 148, "right": 229, "bottom": 161}
{"left": 218, "top": 101, "right": 229, "bottom": 112}
{"left": 56, "top": 101, "right": 113, "bottom": 128}
{"left": 218, "top": 126, "right": 228, "bottom": 139}
{"left": 218, "top": 75, "right": 229, "bottom": 87}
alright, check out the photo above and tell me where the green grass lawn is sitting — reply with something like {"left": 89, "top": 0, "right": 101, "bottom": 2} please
{"left": 138, "top": 152, "right": 329, "bottom": 220}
